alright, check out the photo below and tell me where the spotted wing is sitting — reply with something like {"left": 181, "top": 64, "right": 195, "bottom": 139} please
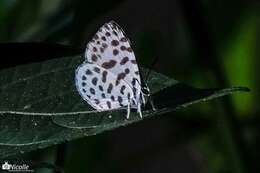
{"left": 75, "top": 62, "right": 134, "bottom": 110}
{"left": 85, "top": 21, "right": 142, "bottom": 101}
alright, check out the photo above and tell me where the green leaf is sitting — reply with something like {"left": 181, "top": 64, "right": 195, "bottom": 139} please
{"left": 0, "top": 54, "right": 249, "bottom": 158}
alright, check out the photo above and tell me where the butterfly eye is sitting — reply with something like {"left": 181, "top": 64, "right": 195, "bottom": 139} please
{"left": 141, "top": 86, "right": 150, "bottom": 96}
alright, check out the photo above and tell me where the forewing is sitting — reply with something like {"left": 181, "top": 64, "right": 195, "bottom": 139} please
{"left": 75, "top": 62, "right": 134, "bottom": 110}
{"left": 85, "top": 21, "right": 141, "bottom": 100}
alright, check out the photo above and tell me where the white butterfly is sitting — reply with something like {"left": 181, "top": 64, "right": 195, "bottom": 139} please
{"left": 75, "top": 21, "right": 152, "bottom": 118}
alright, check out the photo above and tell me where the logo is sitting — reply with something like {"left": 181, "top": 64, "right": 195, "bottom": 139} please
{"left": 2, "top": 162, "right": 11, "bottom": 170}
{"left": 1, "top": 161, "right": 33, "bottom": 172}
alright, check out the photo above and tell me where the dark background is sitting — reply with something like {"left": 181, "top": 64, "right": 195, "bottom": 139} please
{"left": 0, "top": 0, "right": 259, "bottom": 172}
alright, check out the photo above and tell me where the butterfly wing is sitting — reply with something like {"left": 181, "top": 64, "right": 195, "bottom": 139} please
{"left": 85, "top": 21, "right": 143, "bottom": 105}
{"left": 75, "top": 62, "right": 134, "bottom": 111}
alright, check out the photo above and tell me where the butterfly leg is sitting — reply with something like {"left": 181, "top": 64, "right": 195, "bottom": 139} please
{"left": 137, "top": 102, "right": 143, "bottom": 118}
{"left": 149, "top": 95, "right": 156, "bottom": 111}
{"left": 126, "top": 101, "right": 130, "bottom": 119}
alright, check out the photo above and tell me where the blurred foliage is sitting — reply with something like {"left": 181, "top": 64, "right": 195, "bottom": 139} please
{"left": 0, "top": 0, "right": 257, "bottom": 173}
{"left": 221, "top": 12, "right": 257, "bottom": 115}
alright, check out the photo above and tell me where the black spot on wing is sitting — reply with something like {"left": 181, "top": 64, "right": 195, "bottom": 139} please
{"left": 120, "top": 37, "right": 127, "bottom": 42}
{"left": 99, "top": 85, "right": 103, "bottom": 91}
{"left": 106, "top": 101, "right": 111, "bottom": 109}
{"left": 132, "top": 78, "right": 137, "bottom": 86}
{"left": 125, "top": 68, "right": 130, "bottom": 74}
{"left": 120, "top": 46, "right": 126, "bottom": 51}
{"left": 91, "top": 54, "right": 98, "bottom": 62}
{"left": 107, "top": 83, "right": 113, "bottom": 94}
{"left": 120, "top": 57, "right": 128, "bottom": 65}
{"left": 111, "top": 40, "right": 119, "bottom": 46}
{"left": 94, "top": 99, "right": 100, "bottom": 104}
{"left": 118, "top": 96, "right": 124, "bottom": 106}
{"left": 90, "top": 88, "right": 95, "bottom": 95}
{"left": 111, "top": 95, "right": 115, "bottom": 101}
{"left": 101, "top": 36, "right": 106, "bottom": 41}
{"left": 82, "top": 75, "right": 86, "bottom": 80}
{"left": 92, "top": 77, "right": 98, "bottom": 86}
{"left": 120, "top": 85, "right": 126, "bottom": 95}
{"left": 85, "top": 69, "right": 92, "bottom": 75}
{"left": 102, "top": 60, "right": 117, "bottom": 69}
{"left": 93, "top": 67, "right": 100, "bottom": 73}
{"left": 105, "top": 32, "right": 111, "bottom": 36}
{"left": 102, "top": 71, "right": 108, "bottom": 83}
{"left": 113, "top": 49, "right": 119, "bottom": 56}
{"left": 116, "top": 72, "right": 127, "bottom": 86}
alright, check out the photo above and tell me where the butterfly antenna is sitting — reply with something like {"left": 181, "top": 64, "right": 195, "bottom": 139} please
{"left": 144, "top": 57, "right": 158, "bottom": 82}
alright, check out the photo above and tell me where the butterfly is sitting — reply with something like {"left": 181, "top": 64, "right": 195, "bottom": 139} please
{"left": 75, "top": 21, "right": 153, "bottom": 119}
